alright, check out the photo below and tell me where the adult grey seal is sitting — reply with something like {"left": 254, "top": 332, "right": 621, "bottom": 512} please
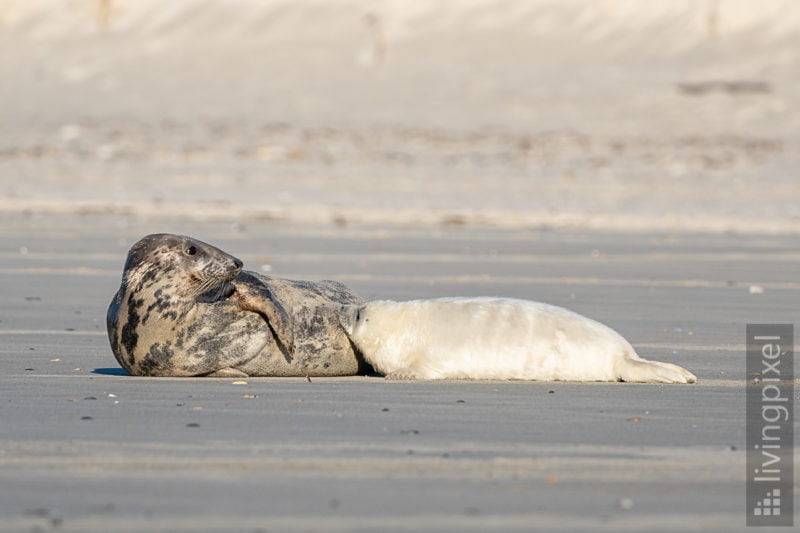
{"left": 107, "top": 233, "right": 366, "bottom": 377}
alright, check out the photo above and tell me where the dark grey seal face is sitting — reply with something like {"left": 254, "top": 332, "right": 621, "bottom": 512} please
{"left": 107, "top": 233, "right": 245, "bottom": 375}
{"left": 121, "top": 233, "right": 243, "bottom": 300}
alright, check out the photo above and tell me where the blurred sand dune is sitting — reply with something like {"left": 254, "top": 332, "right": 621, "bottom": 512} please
{"left": 1, "top": 0, "right": 798, "bottom": 232}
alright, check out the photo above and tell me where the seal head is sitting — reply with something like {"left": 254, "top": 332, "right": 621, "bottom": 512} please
{"left": 107, "top": 233, "right": 248, "bottom": 376}
{"left": 121, "top": 233, "right": 242, "bottom": 301}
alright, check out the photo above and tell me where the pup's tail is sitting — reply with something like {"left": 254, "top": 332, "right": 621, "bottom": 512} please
{"left": 616, "top": 356, "right": 697, "bottom": 384}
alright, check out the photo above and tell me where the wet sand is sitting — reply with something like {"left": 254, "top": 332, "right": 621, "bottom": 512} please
{"left": 1, "top": 215, "right": 798, "bottom": 531}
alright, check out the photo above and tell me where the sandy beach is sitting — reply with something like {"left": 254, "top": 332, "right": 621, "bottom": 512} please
{"left": 0, "top": 1, "right": 798, "bottom": 531}
{"left": 1, "top": 0, "right": 798, "bottom": 232}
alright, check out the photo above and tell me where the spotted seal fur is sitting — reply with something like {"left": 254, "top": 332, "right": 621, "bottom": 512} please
{"left": 107, "top": 233, "right": 366, "bottom": 377}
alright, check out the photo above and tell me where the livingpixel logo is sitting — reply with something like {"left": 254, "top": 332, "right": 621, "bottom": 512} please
{"left": 752, "top": 488, "right": 782, "bottom": 517}
{"left": 746, "top": 324, "right": 794, "bottom": 527}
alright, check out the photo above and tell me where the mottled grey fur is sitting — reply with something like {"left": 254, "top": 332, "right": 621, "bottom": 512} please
{"left": 107, "top": 233, "right": 366, "bottom": 377}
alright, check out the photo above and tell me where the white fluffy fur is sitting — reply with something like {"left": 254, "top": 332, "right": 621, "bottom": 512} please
{"left": 339, "top": 298, "right": 696, "bottom": 383}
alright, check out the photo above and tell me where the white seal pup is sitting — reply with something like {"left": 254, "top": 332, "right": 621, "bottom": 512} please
{"left": 107, "top": 233, "right": 367, "bottom": 377}
{"left": 339, "top": 297, "right": 697, "bottom": 383}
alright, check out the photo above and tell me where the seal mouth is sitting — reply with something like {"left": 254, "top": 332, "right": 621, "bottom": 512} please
{"left": 224, "top": 257, "right": 244, "bottom": 282}
{"left": 223, "top": 265, "right": 242, "bottom": 282}
{"left": 195, "top": 277, "right": 237, "bottom": 303}
{"left": 215, "top": 257, "right": 243, "bottom": 284}
{"left": 191, "top": 263, "right": 241, "bottom": 302}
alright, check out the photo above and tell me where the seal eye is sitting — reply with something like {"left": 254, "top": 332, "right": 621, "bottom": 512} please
{"left": 185, "top": 246, "right": 197, "bottom": 256}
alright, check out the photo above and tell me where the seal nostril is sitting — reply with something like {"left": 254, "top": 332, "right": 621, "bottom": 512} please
{"left": 233, "top": 258, "right": 243, "bottom": 269}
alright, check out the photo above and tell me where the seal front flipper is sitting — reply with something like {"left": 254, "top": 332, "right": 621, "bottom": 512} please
{"left": 203, "top": 367, "right": 250, "bottom": 378}
{"left": 385, "top": 367, "right": 425, "bottom": 380}
{"left": 234, "top": 281, "right": 295, "bottom": 354}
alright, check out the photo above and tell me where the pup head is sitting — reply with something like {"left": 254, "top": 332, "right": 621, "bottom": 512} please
{"left": 338, "top": 303, "right": 368, "bottom": 338}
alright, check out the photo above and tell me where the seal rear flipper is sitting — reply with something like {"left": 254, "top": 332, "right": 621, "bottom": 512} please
{"left": 649, "top": 360, "right": 697, "bottom": 383}
{"left": 615, "top": 358, "right": 696, "bottom": 384}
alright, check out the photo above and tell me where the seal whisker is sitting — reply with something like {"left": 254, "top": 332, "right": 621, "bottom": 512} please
{"left": 190, "top": 275, "right": 225, "bottom": 300}
{"left": 196, "top": 280, "right": 235, "bottom": 303}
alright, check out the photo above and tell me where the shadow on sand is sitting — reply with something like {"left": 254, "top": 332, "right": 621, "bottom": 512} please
{"left": 92, "top": 367, "right": 130, "bottom": 376}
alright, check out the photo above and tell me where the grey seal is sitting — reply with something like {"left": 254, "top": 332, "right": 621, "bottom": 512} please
{"left": 107, "top": 233, "right": 366, "bottom": 377}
